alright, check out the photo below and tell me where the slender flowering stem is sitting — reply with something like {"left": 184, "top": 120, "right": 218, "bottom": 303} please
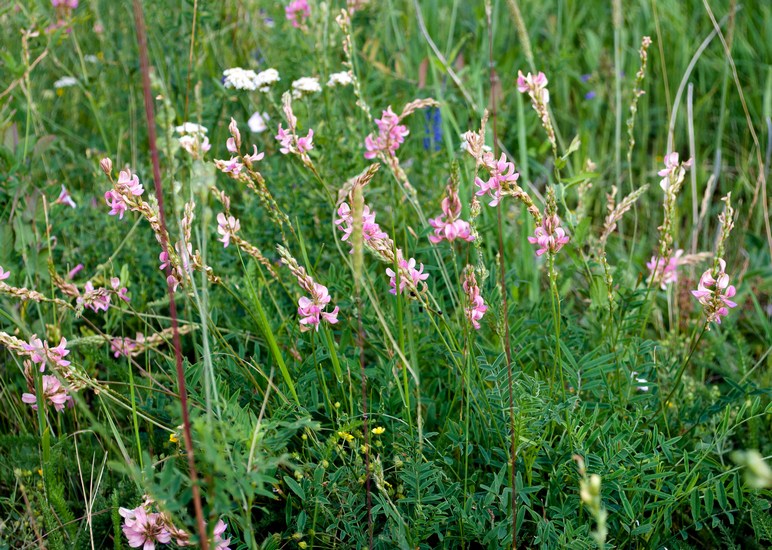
{"left": 130, "top": 1, "right": 208, "bottom": 547}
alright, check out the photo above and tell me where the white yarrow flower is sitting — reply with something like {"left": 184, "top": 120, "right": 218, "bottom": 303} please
{"left": 291, "top": 76, "right": 322, "bottom": 98}
{"left": 53, "top": 76, "right": 78, "bottom": 89}
{"left": 327, "top": 71, "right": 353, "bottom": 87}
{"left": 223, "top": 67, "right": 260, "bottom": 91}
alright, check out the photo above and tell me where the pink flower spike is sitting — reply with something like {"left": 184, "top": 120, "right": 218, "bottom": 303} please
{"left": 692, "top": 258, "right": 739, "bottom": 325}
{"left": 104, "top": 189, "right": 128, "bottom": 219}
{"left": 275, "top": 124, "right": 293, "bottom": 154}
{"left": 0, "top": 266, "right": 9, "bottom": 280}
{"left": 286, "top": 0, "right": 311, "bottom": 28}
{"left": 213, "top": 519, "right": 232, "bottom": 550}
{"left": 116, "top": 169, "right": 144, "bottom": 196}
{"left": 55, "top": 185, "right": 77, "bottom": 208}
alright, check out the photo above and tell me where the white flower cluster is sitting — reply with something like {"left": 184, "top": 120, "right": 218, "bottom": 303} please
{"left": 54, "top": 76, "right": 78, "bottom": 89}
{"left": 291, "top": 76, "right": 322, "bottom": 98}
{"left": 327, "top": 71, "right": 353, "bottom": 87}
{"left": 247, "top": 111, "right": 271, "bottom": 133}
{"left": 222, "top": 68, "right": 281, "bottom": 92}
{"left": 175, "top": 123, "right": 210, "bottom": 159}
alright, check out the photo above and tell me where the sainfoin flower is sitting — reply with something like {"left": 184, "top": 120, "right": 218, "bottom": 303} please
{"left": 297, "top": 283, "right": 340, "bottom": 331}
{"left": 23, "top": 336, "right": 71, "bottom": 372}
{"left": 516, "top": 70, "right": 556, "bottom": 149}
{"left": 334, "top": 202, "right": 389, "bottom": 252}
{"left": 428, "top": 186, "right": 474, "bottom": 244}
{"left": 111, "top": 333, "right": 145, "bottom": 358}
{"left": 217, "top": 213, "right": 240, "bottom": 247}
{"left": 55, "top": 185, "right": 76, "bottom": 208}
{"left": 285, "top": 0, "right": 310, "bottom": 28}
{"left": 474, "top": 153, "right": 520, "bottom": 207}
{"left": 691, "top": 258, "right": 738, "bottom": 325}
{"left": 364, "top": 106, "right": 409, "bottom": 159}
{"left": 658, "top": 152, "right": 693, "bottom": 192}
{"left": 21, "top": 375, "right": 72, "bottom": 412}
{"left": 0, "top": 266, "right": 9, "bottom": 280}
{"left": 462, "top": 266, "right": 487, "bottom": 329}
{"left": 77, "top": 281, "right": 111, "bottom": 312}
{"left": 119, "top": 506, "right": 171, "bottom": 550}
{"left": 647, "top": 250, "right": 683, "bottom": 290}
{"left": 528, "top": 214, "right": 569, "bottom": 256}
{"left": 386, "top": 256, "right": 429, "bottom": 296}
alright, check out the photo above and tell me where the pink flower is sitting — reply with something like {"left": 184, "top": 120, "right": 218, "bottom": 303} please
{"left": 516, "top": 70, "right": 549, "bottom": 102}
{"left": 691, "top": 258, "right": 738, "bottom": 325}
{"left": 527, "top": 214, "right": 569, "bottom": 256}
{"left": 297, "top": 283, "right": 339, "bottom": 332}
{"left": 217, "top": 213, "right": 240, "bottom": 247}
{"left": 120, "top": 506, "right": 171, "bottom": 550}
{"left": 159, "top": 251, "right": 170, "bottom": 271}
{"left": 428, "top": 186, "right": 474, "bottom": 244}
{"left": 335, "top": 202, "right": 388, "bottom": 251}
{"left": 116, "top": 169, "right": 144, "bottom": 196}
{"left": 364, "top": 106, "right": 409, "bottom": 159}
{"left": 23, "top": 336, "right": 71, "bottom": 372}
{"left": 646, "top": 250, "right": 683, "bottom": 290}
{"left": 21, "top": 375, "right": 72, "bottom": 412}
{"left": 297, "top": 129, "right": 314, "bottom": 153}
{"left": 474, "top": 153, "right": 520, "bottom": 207}
{"left": 111, "top": 334, "right": 144, "bottom": 358}
{"left": 77, "top": 281, "right": 111, "bottom": 312}
{"left": 285, "top": 0, "right": 311, "bottom": 28}
{"left": 212, "top": 519, "right": 232, "bottom": 550}
{"left": 658, "top": 152, "right": 693, "bottom": 191}
{"left": 276, "top": 124, "right": 293, "bottom": 154}
{"left": 386, "top": 256, "right": 429, "bottom": 295}
{"left": 462, "top": 267, "right": 487, "bottom": 329}
{"left": 55, "top": 185, "right": 76, "bottom": 208}
{"left": 0, "top": 266, "right": 9, "bottom": 280}
{"left": 243, "top": 145, "right": 265, "bottom": 167}
{"left": 67, "top": 264, "right": 84, "bottom": 279}
{"left": 105, "top": 189, "right": 128, "bottom": 219}
{"left": 111, "top": 277, "right": 130, "bottom": 302}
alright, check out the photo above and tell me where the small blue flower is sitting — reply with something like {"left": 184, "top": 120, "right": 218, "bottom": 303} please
{"left": 585, "top": 91, "right": 597, "bottom": 100}
{"left": 423, "top": 107, "right": 442, "bottom": 151}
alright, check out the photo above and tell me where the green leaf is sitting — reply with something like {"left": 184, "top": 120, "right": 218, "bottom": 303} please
{"left": 283, "top": 475, "right": 305, "bottom": 500}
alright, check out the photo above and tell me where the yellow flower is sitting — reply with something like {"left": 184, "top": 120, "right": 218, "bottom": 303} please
{"left": 372, "top": 426, "right": 386, "bottom": 435}
{"left": 337, "top": 431, "right": 354, "bottom": 443}
{"left": 299, "top": 542, "right": 308, "bottom": 549}
{"left": 169, "top": 433, "right": 179, "bottom": 443}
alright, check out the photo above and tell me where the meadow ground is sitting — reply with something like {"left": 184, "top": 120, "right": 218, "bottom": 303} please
{"left": 0, "top": 0, "right": 770, "bottom": 548}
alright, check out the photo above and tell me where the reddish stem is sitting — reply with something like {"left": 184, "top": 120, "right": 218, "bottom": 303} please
{"left": 131, "top": 1, "right": 209, "bottom": 548}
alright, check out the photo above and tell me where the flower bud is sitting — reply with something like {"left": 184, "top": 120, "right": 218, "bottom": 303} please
{"left": 100, "top": 157, "right": 113, "bottom": 175}
{"left": 228, "top": 117, "right": 241, "bottom": 150}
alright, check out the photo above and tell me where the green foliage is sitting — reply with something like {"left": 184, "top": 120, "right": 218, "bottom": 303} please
{"left": 0, "top": 0, "right": 770, "bottom": 549}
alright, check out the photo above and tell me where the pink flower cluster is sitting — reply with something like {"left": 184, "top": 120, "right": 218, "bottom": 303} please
{"left": 386, "top": 256, "right": 429, "bottom": 296}
{"left": 0, "top": 266, "right": 9, "bottom": 281}
{"left": 658, "top": 152, "right": 693, "bottom": 192}
{"left": 474, "top": 153, "right": 520, "bottom": 207}
{"left": 646, "top": 250, "right": 683, "bottom": 290}
{"left": 216, "top": 118, "right": 265, "bottom": 177}
{"left": 516, "top": 70, "right": 555, "bottom": 149}
{"left": 279, "top": 247, "right": 340, "bottom": 332}
{"left": 335, "top": 202, "right": 388, "bottom": 252}
{"left": 528, "top": 214, "right": 569, "bottom": 256}
{"left": 22, "top": 375, "right": 72, "bottom": 411}
{"left": 364, "top": 107, "right": 409, "bottom": 159}
{"left": 428, "top": 186, "right": 474, "bottom": 244}
{"left": 77, "top": 277, "right": 129, "bottom": 313}
{"left": 216, "top": 213, "right": 240, "bottom": 247}
{"left": 285, "top": 0, "right": 310, "bottom": 28}
{"left": 111, "top": 333, "right": 145, "bottom": 358}
{"left": 276, "top": 124, "right": 314, "bottom": 155}
{"left": 120, "top": 502, "right": 231, "bottom": 549}
{"left": 105, "top": 169, "right": 144, "bottom": 219}
{"left": 19, "top": 335, "right": 73, "bottom": 412}
{"left": 52, "top": 0, "right": 78, "bottom": 6}
{"left": 691, "top": 258, "right": 738, "bottom": 325}
{"left": 298, "top": 283, "right": 340, "bottom": 332}
{"left": 23, "top": 336, "right": 71, "bottom": 372}
{"left": 462, "top": 266, "right": 487, "bottom": 329}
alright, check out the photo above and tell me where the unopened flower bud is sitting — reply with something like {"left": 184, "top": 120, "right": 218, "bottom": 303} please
{"left": 100, "top": 157, "right": 113, "bottom": 175}
{"left": 228, "top": 117, "right": 241, "bottom": 150}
